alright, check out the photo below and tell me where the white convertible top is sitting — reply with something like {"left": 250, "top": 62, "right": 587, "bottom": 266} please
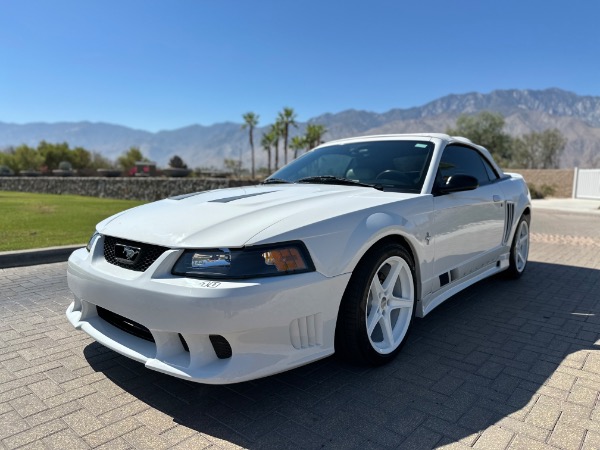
{"left": 318, "top": 133, "right": 505, "bottom": 178}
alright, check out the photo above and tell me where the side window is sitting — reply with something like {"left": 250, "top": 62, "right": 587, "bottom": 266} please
{"left": 481, "top": 157, "right": 499, "bottom": 181}
{"left": 437, "top": 145, "right": 491, "bottom": 187}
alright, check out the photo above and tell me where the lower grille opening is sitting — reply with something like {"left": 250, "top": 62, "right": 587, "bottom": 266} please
{"left": 97, "top": 306, "right": 155, "bottom": 343}
{"left": 209, "top": 335, "right": 232, "bottom": 359}
{"left": 96, "top": 307, "right": 229, "bottom": 359}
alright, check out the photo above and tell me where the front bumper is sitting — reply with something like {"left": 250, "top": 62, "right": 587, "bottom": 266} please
{"left": 66, "top": 240, "right": 350, "bottom": 384}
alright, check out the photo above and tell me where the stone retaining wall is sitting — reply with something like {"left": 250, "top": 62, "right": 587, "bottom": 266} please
{"left": 0, "top": 169, "right": 576, "bottom": 200}
{"left": 0, "top": 177, "right": 259, "bottom": 201}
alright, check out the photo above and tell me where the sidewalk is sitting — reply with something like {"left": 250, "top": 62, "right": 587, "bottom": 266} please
{"left": 531, "top": 197, "right": 600, "bottom": 215}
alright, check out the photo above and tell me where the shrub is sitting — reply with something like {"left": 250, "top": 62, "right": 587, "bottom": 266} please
{"left": 528, "top": 183, "right": 556, "bottom": 199}
{"left": 169, "top": 155, "right": 187, "bottom": 169}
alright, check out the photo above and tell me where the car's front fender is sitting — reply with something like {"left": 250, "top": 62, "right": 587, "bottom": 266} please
{"left": 248, "top": 195, "right": 435, "bottom": 283}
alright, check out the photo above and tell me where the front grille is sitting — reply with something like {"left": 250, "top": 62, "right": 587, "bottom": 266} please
{"left": 96, "top": 306, "right": 155, "bottom": 342}
{"left": 104, "top": 236, "right": 169, "bottom": 272}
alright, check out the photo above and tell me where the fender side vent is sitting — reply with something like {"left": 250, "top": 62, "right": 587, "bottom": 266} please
{"left": 503, "top": 202, "right": 515, "bottom": 245}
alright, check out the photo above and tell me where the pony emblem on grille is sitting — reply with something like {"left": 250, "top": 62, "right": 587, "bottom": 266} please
{"left": 124, "top": 246, "right": 139, "bottom": 260}
{"left": 115, "top": 243, "right": 141, "bottom": 264}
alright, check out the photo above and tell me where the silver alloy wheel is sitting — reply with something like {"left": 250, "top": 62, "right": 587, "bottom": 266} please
{"left": 365, "top": 256, "right": 415, "bottom": 354}
{"left": 514, "top": 220, "right": 529, "bottom": 273}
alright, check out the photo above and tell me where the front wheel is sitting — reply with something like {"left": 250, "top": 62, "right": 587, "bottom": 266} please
{"left": 335, "top": 244, "right": 416, "bottom": 365}
{"left": 507, "top": 214, "right": 530, "bottom": 278}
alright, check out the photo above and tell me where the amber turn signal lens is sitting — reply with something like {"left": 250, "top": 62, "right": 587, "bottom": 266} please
{"left": 262, "top": 247, "right": 307, "bottom": 272}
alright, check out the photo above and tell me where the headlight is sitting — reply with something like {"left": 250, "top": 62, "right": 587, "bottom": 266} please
{"left": 86, "top": 232, "right": 100, "bottom": 252}
{"left": 172, "top": 242, "right": 315, "bottom": 279}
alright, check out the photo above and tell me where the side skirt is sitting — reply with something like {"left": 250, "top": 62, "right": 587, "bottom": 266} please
{"left": 416, "top": 253, "right": 510, "bottom": 318}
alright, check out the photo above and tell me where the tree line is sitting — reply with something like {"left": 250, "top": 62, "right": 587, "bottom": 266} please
{"left": 0, "top": 142, "right": 169, "bottom": 175}
{"left": 0, "top": 107, "right": 329, "bottom": 178}
{"left": 0, "top": 141, "right": 115, "bottom": 174}
{"left": 447, "top": 111, "right": 566, "bottom": 169}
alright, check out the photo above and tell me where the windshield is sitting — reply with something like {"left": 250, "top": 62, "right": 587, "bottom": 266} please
{"left": 265, "top": 140, "right": 435, "bottom": 193}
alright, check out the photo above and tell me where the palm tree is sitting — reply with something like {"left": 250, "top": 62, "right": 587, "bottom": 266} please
{"left": 278, "top": 107, "right": 298, "bottom": 165}
{"left": 260, "top": 130, "right": 276, "bottom": 174}
{"left": 289, "top": 136, "right": 306, "bottom": 159}
{"left": 305, "top": 124, "right": 327, "bottom": 150}
{"left": 270, "top": 121, "right": 282, "bottom": 170}
{"left": 241, "top": 112, "right": 259, "bottom": 178}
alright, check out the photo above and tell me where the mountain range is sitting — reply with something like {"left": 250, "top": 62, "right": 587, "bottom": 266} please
{"left": 1, "top": 88, "right": 599, "bottom": 169}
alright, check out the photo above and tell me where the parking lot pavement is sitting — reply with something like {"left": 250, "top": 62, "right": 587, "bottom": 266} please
{"left": 0, "top": 209, "right": 599, "bottom": 450}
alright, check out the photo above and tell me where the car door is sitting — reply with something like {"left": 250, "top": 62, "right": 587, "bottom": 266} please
{"left": 432, "top": 144, "right": 506, "bottom": 285}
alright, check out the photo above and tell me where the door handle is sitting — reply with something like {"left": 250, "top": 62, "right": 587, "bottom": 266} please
{"left": 493, "top": 195, "right": 502, "bottom": 202}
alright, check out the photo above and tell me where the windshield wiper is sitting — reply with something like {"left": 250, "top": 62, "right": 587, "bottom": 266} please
{"left": 261, "top": 178, "right": 291, "bottom": 184}
{"left": 296, "top": 176, "right": 383, "bottom": 191}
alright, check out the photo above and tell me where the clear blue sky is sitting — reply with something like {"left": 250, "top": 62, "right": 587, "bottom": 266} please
{"left": 1, "top": 0, "right": 599, "bottom": 132}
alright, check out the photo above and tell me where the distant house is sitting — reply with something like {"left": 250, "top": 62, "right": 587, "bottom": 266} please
{"left": 134, "top": 161, "right": 157, "bottom": 177}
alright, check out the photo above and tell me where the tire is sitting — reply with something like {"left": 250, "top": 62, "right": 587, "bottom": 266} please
{"left": 507, "top": 214, "right": 530, "bottom": 278}
{"left": 335, "top": 243, "right": 416, "bottom": 365}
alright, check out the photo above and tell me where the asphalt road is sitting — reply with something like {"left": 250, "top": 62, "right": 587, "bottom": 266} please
{"left": 0, "top": 209, "right": 599, "bottom": 449}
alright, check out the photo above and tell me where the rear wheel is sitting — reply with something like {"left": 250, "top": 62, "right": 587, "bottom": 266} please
{"left": 335, "top": 243, "right": 416, "bottom": 365}
{"left": 507, "top": 214, "right": 530, "bottom": 278}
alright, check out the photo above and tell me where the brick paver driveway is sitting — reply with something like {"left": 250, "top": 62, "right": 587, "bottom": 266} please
{"left": 1, "top": 209, "right": 599, "bottom": 449}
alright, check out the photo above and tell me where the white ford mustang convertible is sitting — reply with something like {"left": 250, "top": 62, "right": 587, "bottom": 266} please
{"left": 67, "top": 133, "right": 531, "bottom": 384}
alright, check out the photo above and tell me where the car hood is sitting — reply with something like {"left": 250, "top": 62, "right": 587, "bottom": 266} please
{"left": 97, "top": 184, "right": 419, "bottom": 248}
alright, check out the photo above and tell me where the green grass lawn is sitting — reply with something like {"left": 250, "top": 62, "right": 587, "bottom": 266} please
{"left": 0, "top": 191, "right": 145, "bottom": 251}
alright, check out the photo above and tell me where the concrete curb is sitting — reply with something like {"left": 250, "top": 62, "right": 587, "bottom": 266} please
{"left": 0, "top": 244, "right": 84, "bottom": 269}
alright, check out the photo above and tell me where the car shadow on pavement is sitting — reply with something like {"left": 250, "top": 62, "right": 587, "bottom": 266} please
{"left": 84, "top": 261, "right": 600, "bottom": 449}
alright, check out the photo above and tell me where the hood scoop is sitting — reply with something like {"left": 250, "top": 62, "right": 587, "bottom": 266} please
{"left": 209, "top": 191, "right": 274, "bottom": 203}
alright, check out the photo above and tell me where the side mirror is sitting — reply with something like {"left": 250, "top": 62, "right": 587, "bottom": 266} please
{"left": 438, "top": 174, "right": 479, "bottom": 194}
